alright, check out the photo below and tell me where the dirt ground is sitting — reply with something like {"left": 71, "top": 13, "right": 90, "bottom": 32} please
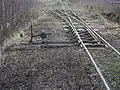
{"left": 0, "top": 8, "right": 106, "bottom": 90}
{"left": 0, "top": 1, "right": 120, "bottom": 90}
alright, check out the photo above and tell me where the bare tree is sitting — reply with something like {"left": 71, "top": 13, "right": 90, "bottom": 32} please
{"left": 0, "top": 0, "right": 38, "bottom": 44}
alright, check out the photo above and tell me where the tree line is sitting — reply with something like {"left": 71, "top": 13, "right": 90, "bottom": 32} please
{"left": 0, "top": 0, "right": 38, "bottom": 44}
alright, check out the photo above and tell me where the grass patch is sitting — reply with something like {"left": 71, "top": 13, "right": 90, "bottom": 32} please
{"left": 105, "top": 59, "right": 120, "bottom": 90}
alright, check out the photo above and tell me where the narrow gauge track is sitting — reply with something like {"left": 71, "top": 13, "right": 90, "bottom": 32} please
{"left": 50, "top": 1, "right": 120, "bottom": 90}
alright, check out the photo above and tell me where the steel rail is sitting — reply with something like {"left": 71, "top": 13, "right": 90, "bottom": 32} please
{"left": 58, "top": 10, "right": 101, "bottom": 44}
{"left": 66, "top": 5, "right": 120, "bottom": 56}
{"left": 50, "top": 9, "right": 73, "bottom": 29}
{"left": 60, "top": 1, "right": 111, "bottom": 90}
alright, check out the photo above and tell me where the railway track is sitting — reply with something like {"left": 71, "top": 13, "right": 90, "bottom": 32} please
{"left": 1, "top": 1, "right": 120, "bottom": 90}
{"left": 49, "top": 1, "right": 120, "bottom": 90}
